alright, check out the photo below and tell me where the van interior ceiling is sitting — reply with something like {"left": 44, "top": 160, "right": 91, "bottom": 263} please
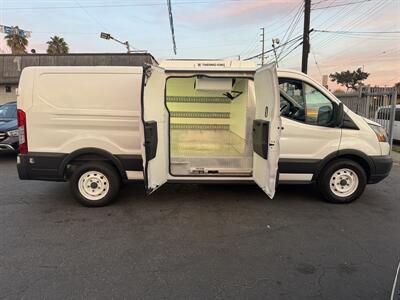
{"left": 166, "top": 76, "right": 255, "bottom": 176}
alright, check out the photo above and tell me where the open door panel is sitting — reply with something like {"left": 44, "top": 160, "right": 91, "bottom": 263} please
{"left": 253, "top": 63, "right": 281, "bottom": 198}
{"left": 141, "top": 65, "right": 168, "bottom": 194}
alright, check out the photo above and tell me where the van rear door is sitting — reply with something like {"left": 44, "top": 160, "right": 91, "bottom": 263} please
{"left": 253, "top": 63, "right": 281, "bottom": 198}
{"left": 141, "top": 65, "right": 168, "bottom": 194}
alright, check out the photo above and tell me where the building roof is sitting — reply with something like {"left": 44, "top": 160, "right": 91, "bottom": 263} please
{"left": 0, "top": 53, "right": 157, "bottom": 84}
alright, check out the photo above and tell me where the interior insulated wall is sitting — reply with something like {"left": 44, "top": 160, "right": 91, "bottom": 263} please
{"left": 166, "top": 77, "right": 254, "bottom": 176}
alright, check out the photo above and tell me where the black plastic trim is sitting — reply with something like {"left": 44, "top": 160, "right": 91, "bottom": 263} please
{"left": 143, "top": 121, "right": 158, "bottom": 161}
{"left": 341, "top": 113, "right": 359, "bottom": 130}
{"left": 368, "top": 155, "right": 392, "bottom": 184}
{"left": 253, "top": 119, "right": 270, "bottom": 159}
{"left": 17, "top": 150, "right": 143, "bottom": 182}
{"left": 279, "top": 149, "right": 392, "bottom": 185}
{"left": 279, "top": 158, "right": 321, "bottom": 174}
{"left": 116, "top": 155, "right": 143, "bottom": 171}
{"left": 17, "top": 153, "right": 66, "bottom": 181}
{"left": 58, "top": 148, "right": 134, "bottom": 180}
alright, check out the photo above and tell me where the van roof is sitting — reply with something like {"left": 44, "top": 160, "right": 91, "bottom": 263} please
{"left": 159, "top": 60, "right": 305, "bottom": 75}
{"left": 160, "top": 59, "right": 257, "bottom": 71}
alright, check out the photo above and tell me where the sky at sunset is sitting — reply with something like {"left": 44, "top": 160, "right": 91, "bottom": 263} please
{"left": 0, "top": 0, "right": 399, "bottom": 89}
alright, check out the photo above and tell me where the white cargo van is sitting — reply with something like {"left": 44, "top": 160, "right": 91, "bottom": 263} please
{"left": 16, "top": 60, "right": 392, "bottom": 207}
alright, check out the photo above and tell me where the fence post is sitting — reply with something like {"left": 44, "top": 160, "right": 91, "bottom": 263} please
{"left": 365, "top": 85, "right": 371, "bottom": 118}
{"left": 388, "top": 87, "right": 397, "bottom": 151}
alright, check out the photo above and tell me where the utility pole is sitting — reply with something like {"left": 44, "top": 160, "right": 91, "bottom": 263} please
{"left": 301, "top": 0, "right": 311, "bottom": 73}
{"left": 272, "top": 38, "right": 280, "bottom": 67}
{"left": 260, "top": 27, "right": 265, "bottom": 65}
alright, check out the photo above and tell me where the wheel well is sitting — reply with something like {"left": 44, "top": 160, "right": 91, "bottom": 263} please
{"left": 319, "top": 154, "right": 371, "bottom": 180}
{"left": 62, "top": 151, "right": 126, "bottom": 181}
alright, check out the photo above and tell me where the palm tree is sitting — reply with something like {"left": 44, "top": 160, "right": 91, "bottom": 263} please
{"left": 46, "top": 36, "right": 69, "bottom": 54}
{"left": 5, "top": 28, "right": 28, "bottom": 54}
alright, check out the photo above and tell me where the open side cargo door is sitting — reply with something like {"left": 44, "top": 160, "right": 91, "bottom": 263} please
{"left": 141, "top": 65, "right": 168, "bottom": 194}
{"left": 252, "top": 63, "right": 281, "bottom": 198}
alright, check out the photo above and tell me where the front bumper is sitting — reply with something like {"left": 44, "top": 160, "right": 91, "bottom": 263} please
{"left": 0, "top": 136, "right": 18, "bottom": 152}
{"left": 368, "top": 155, "right": 393, "bottom": 184}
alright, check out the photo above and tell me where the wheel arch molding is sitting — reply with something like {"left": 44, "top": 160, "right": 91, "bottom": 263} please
{"left": 313, "top": 149, "right": 374, "bottom": 181}
{"left": 58, "top": 147, "right": 129, "bottom": 181}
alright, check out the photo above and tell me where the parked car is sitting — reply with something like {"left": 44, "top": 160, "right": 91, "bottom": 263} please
{"left": 0, "top": 101, "right": 18, "bottom": 152}
{"left": 16, "top": 62, "right": 392, "bottom": 207}
{"left": 375, "top": 104, "right": 400, "bottom": 141}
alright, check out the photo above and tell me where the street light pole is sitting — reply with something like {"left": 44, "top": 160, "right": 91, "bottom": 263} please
{"left": 100, "top": 32, "right": 132, "bottom": 53}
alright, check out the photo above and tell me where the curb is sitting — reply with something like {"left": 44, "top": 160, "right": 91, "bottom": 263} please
{"left": 391, "top": 151, "right": 400, "bottom": 165}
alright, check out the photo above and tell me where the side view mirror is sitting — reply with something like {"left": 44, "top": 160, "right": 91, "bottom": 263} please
{"left": 334, "top": 102, "right": 344, "bottom": 127}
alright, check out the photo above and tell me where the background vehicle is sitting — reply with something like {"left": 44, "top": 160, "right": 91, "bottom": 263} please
{"left": 375, "top": 104, "right": 400, "bottom": 142}
{"left": 16, "top": 62, "right": 392, "bottom": 207}
{"left": 0, "top": 101, "right": 18, "bottom": 152}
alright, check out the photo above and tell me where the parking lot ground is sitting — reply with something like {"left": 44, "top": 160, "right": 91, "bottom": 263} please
{"left": 0, "top": 153, "right": 399, "bottom": 300}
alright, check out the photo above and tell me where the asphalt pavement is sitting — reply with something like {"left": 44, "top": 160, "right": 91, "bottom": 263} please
{"left": 0, "top": 153, "right": 399, "bottom": 300}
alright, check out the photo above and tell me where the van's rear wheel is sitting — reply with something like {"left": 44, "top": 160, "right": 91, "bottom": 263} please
{"left": 70, "top": 162, "right": 120, "bottom": 207}
{"left": 317, "top": 159, "right": 367, "bottom": 204}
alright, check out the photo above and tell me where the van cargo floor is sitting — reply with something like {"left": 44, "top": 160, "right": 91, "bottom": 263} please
{"left": 170, "top": 129, "right": 252, "bottom": 175}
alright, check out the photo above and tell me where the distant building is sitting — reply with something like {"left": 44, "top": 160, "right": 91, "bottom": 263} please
{"left": 0, "top": 53, "right": 157, "bottom": 105}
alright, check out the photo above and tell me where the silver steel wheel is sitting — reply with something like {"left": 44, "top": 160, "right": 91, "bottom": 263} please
{"left": 78, "top": 171, "right": 110, "bottom": 201}
{"left": 329, "top": 168, "right": 359, "bottom": 197}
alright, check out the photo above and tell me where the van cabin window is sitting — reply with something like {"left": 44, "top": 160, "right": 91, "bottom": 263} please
{"left": 279, "top": 78, "right": 334, "bottom": 127}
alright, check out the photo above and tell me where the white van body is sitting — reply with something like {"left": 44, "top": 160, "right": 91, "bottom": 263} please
{"left": 16, "top": 61, "right": 392, "bottom": 206}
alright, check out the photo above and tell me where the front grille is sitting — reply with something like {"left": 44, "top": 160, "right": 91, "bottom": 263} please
{"left": 0, "top": 132, "right": 6, "bottom": 142}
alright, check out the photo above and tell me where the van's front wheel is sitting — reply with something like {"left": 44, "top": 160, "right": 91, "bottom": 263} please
{"left": 70, "top": 162, "right": 121, "bottom": 207}
{"left": 318, "top": 159, "right": 367, "bottom": 204}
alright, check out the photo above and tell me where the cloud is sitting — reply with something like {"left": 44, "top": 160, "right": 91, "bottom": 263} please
{"left": 176, "top": 0, "right": 297, "bottom": 26}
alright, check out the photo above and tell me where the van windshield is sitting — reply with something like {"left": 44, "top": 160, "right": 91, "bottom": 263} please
{"left": 0, "top": 103, "right": 17, "bottom": 119}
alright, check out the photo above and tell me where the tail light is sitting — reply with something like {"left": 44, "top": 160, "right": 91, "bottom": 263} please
{"left": 17, "top": 109, "right": 28, "bottom": 154}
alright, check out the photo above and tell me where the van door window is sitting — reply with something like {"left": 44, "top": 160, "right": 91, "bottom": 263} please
{"left": 279, "top": 79, "right": 305, "bottom": 123}
{"left": 279, "top": 78, "right": 334, "bottom": 127}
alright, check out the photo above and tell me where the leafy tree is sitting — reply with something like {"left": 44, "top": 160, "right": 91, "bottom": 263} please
{"left": 46, "top": 36, "right": 69, "bottom": 54}
{"left": 329, "top": 68, "right": 369, "bottom": 91}
{"left": 5, "top": 28, "right": 28, "bottom": 54}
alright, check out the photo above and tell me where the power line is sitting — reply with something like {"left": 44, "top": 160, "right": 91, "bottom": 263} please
{"left": 311, "top": 0, "right": 375, "bottom": 10}
{"left": 277, "top": 2, "right": 304, "bottom": 59}
{"left": 278, "top": 41, "right": 303, "bottom": 62}
{"left": 73, "top": 0, "right": 108, "bottom": 32}
{"left": 311, "top": 50, "right": 322, "bottom": 76}
{"left": 244, "top": 34, "right": 304, "bottom": 61}
{"left": 315, "top": 0, "right": 389, "bottom": 49}
{"left": 314, "top": 30, "right": 400, "bottom": 34}
{"left": 0, "top": 0, "right": 269, "bottom": 10}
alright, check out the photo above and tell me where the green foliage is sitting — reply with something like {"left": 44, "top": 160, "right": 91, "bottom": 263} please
{"left": 329, "top": 68, "right": 370, "bottom": 91}
{"left": 47, "top": 36, "right": 69, "bottom": 54}
{"left": 5, "top": 32, "right": 28, "bottom": 54}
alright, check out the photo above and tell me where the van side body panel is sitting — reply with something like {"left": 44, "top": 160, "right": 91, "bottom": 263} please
{"left": 17, "top": 67, "right": 144, "bottom": 181}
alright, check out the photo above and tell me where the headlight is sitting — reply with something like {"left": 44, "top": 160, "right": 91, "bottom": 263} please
{"left": 368, "top": 124, "right": 387, "bottom": 142}
{"left": 6, "top": 129, "right": 19, "bottom": 137}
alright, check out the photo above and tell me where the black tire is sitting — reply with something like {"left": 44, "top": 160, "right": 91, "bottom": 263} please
{"left": 317, "top": 159, "right": 367, "bottom": 204}
{"left": 69, "top": 162, "right": 121, "bottom": 207}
